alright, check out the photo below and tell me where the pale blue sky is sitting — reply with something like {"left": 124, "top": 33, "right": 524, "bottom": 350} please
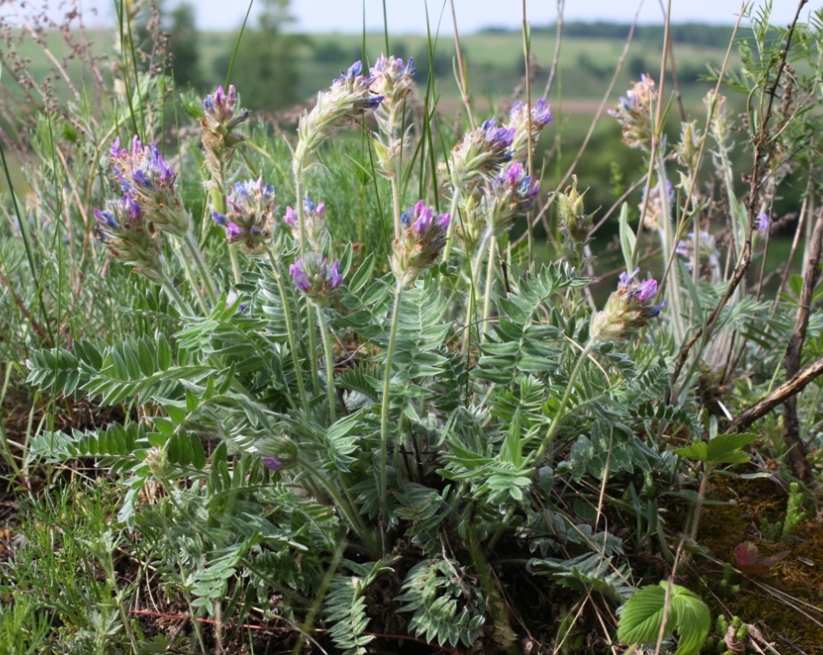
{"left": 13, "top": 0, "right": 821, "bottom": 32}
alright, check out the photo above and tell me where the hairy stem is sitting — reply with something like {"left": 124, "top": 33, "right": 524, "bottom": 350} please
{"left": 532, "top": 341, "right": 595, "bottom": 464}
{"left": 267, "top": 248, "right": 310, "bottom": 416}
{"left": 379, "top": 280, "right": 404, "bottom": 535}
{"left": 315, "top": 306, "right": 337, "bottom": 423}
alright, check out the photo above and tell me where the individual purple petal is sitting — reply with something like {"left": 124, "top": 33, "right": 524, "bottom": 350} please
{"left": 123, "top": 193, "right": 142, "bottom": 220}
{"left": 634, "top": 279, "right": 659, "bottom": 302}
{"left": 618, "top": 267, "right": 640, "bottom": 288}
{"left": 756, "top": 212, "right": 770, "bottom": 233}
{"left": 328, "top": 260, "right": 343, "bottom": 289}
{"left": 212, "top": 211, "right": 229, "bottom": 226}
{"left": 283, "top": 206, "right": 297, "bottom": 226}
{"left": 289, "top": 260, "right": 312, "bottom": 293}
{"left": 226, "top": 222, "right": 242, "bottom": 240}
{"left": 262, "top": 456, "right": 283, "bottom": 471}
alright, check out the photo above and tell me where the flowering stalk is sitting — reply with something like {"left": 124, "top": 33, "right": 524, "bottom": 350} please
{"left": 379, "top": 278, "right": 404, "bottom": 531}
{"left": 265, "top": 248, "right": 309, "bottom": 417}
{"left": 442, "top": 118, "right": 515, "bottom": 261}
{"left": 200, "top": 84, "right": 251, "bottom": 283}
{"left": 315, "top": 307, "right": 338, "bottom": 423}
{"left": 534, "top": 269, "right": 663, "bottom": 464}
{"left": 464, "top": 227, "right": 493, "bottom": 353}
{"left": 481, "top": 236, "right": 497, "bottom": 344}
{"left": 379, "top": 200, "right": 449, "bottom": 530}
{"left": 290, "top": 62, "right": 381, "bottom": 395}
{"left": 370, "top": 54, "right": 416, "bottom": 240}
{"left": 290, "top": 253, "right": 344, "bottom": 402}
{"left": 107, "top": 135, "right": 217, "bottom": 305}
{"left": 651, "top": 160, "right": 685, "bottom": 345}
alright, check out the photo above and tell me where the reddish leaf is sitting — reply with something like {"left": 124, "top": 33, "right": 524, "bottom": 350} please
{"left": 734, "top": 542, "right": 759, "bottom": 567}
{"left": 734, "top": 541, "right": 789, "bottom": 575}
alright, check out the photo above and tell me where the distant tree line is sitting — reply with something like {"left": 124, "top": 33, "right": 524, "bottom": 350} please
{"left": 484, "top": 22, "right": 747, "bottom": 49}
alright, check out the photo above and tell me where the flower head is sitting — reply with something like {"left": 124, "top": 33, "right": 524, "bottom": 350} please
{"left": 609, "top": 74, "right": 657, "bottom": 151}
{"left": 391, "top": 200, "right": 450, "bottom": 284}
{"left": 296, "top": 60, "right": 383, "bottom": 163}
{"left": 108, "top": 136, "right": 188, "bottom": 236}
{"left": 213, "top": 177, "right": 276, "bottom": 253}
{"left": 448, "top": 118, "right": 515, "bottom": 190}
{"left": 93, "top": 193, "right": 163, "bottom": 280}
{"left": 289, "top": 253, "right": 343, "bottom": 303}
{"left": 591, "top": 268, "right": 665, "bottom": 340}
{"left": 481, "top": 161, "right": 540, "bottom": 237}
{"left": 200, "top": 84, "right": 251, "bottom": 182}
{"left": 262, "top": 457, "right": 284, "bottom": 471}
{"left": 556, "top": 176, "right": 593, "bottom": 267}
{"left": 370, "top": 54, "right": 416, "bottom": 103}
{"left": 282, "top": 196, "right": 329, "bottom": 251}
{"left": 370, "top": 54, "right": 418, "bottom": 176}
{"left": 509, "top": 98, "right": 553, "bottom": 160}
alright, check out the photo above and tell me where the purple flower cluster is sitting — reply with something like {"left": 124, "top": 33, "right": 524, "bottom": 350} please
{"left": 609, "top": 74, "right": 657, "bottom": 151}
{"left": 448, "top": 118, "right": 515, "bottom": 189}
{"left": 391, "top": 200, "right": 450, "bottom": 284}
{"left": 369, "top": 55, "right": 417, "bottom": 177}
{"left": 289, "top": 253, "right": 343, "bottom": 303}
{"left": 203, "top": 84, "right": 250, "bottom": 127}
{"left": 282, "top": 197, "right": 328, "bottom": 250}
{"left": 485, "top": 162, "right": 540, "bottom": 236}
{"left": 212, "top": 177, "right": 276, "bottom": 253}
{"left": 591, "top": 268, "right": 665, "bottom": 340}
{"left": 93, "top": 193, "right": 163, "bottom": 280}
{"left": 509, "top": 98, "right": 553, "bottom": 159}
{"left": 448, "top": 100, "right": 551, "bottom": 191}
{"left": 370, "top": 55, "right": 415, "bottom": 99}
{"left": 296, "top": 60, "right": 384, "bottom": 161}
{"left": 201, "top": 84, "right": 251, "bottom": 169}
{"left": 108, "top": 136, "right": 188, "bottom": 236}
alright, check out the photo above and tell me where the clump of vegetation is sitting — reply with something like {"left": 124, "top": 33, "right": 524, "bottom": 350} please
{"left": 2, "top": 1, "right": 823, "bottom": 654}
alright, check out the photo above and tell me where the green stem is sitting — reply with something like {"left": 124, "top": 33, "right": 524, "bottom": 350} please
{"left": 300, "top": 459, "right": 369, "bottom": 540}
{"left": 173, "top": 244, "right": 209, "bottom": 314}
{"left": 391, "top": 166, "right": 402, "bottom": 243}
{"left": 267, "top": 248, "right": 310, "bottom": 416}
{"left": 655, "top": 154, "right": 685, "bottom": 345}
{"left": 532, "top": 341, "right": 596, "bottom": 464}
{"left": 481, "top": 235, "right": 497, "bottom": 344}
{"left": 379, "top": 280, "right": 404, "bottom": 533}
{"left": 158, "top": 267, "right": 193, "bottom": 315}
{"left": 306, "top": 311, "right": 320, "bottom": 395}
{"left": 315, "top": 306, "right": 337, "bottom": 423}
{"left": 441, "top": 188, "right": 463, "bottom": 262}
{"left": 209, "top": 170, "right": 241, "bottom": 285}
{"left": 291, "top": 153, "right": 320, "bottom": 394}
{"left": 463, "top": 229, "right": 492, "bottom": 354}
{"left": 183, "top": 231, "right": 218, "bottom": 301}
